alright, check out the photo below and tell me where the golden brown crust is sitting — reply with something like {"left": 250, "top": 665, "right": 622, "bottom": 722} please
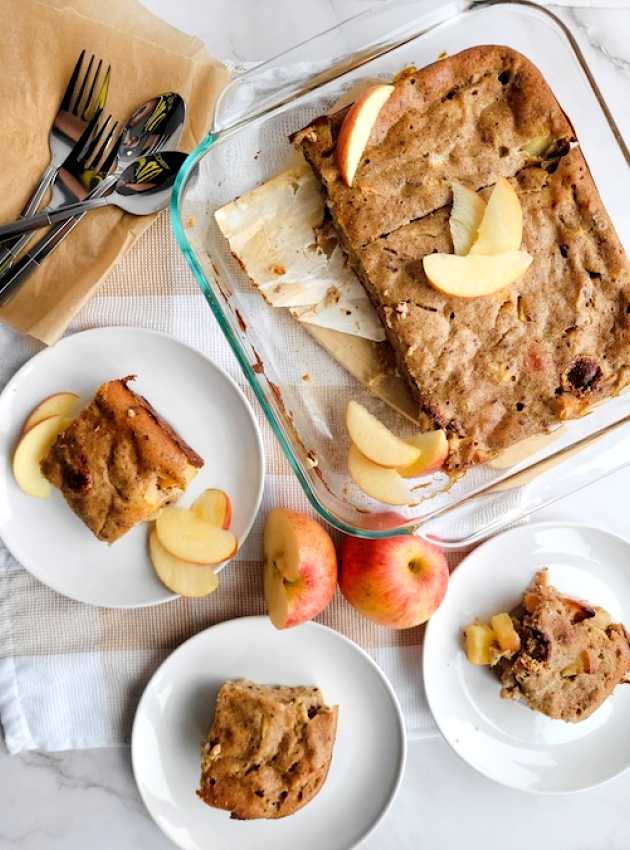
{"left": 292, "top": 46, "right": 575, "bottom": 247}
{"left": 197, "top": 680, "right": 338, "bottom": 820}
{"left": 40, "top": 377, "right": 203, "bottom": 542}
{"left": 352, "top": 149, "right": 630, "bottom": 468}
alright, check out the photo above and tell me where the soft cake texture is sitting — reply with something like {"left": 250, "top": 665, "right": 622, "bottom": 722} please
{"left": 40, "top": 376, "right": 203, "bottom": 542}
{"left": 496, "top": 570, "right": 630, "bottom": 722}
{"left": 292, "top": 46, "right": 630, "bottom": 469}
{"left": 197, "top": 680, "right": 338, "bottom": 820}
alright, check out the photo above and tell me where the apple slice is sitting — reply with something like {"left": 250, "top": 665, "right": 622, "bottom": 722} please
{"left": 346, "top": 400, "right": 420, "bottom": 468}
{"left": 469, "top": 177, "right": 523, "bottom": 255}
{"left": 156, "top": 507, "right": 238, "bottom": 564}
{"left": 348, "top": 444, "right": 412, "bottom": 506}
{"left": 22, "top": 392, "right": 78, "bottom": 434}
{"left": 149, "top": 529, "right": 218, "bottom": 597}
{"left": 423, "top": 250, "right": 532, "bottom": 298}
{"left": 449, "top": 182, "right": 486, "bottom": 256}
{"left": 192, "top": 488, "right": 232, "bottom": 530}
{"left": 12, "top": 414, "right": 71, "bottom": 498}
{"left": 336, "top": 84, "right": 395, "bottom": 186}
{"left": 398, "top": 429, "right": 449, "bottom": 478}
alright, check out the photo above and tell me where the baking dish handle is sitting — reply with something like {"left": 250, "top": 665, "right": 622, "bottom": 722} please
{"left": 212, "top": 0, "right": 470, "bottom": 133}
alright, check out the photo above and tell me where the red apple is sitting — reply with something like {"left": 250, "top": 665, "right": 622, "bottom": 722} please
{"left": 336, "top": 84, "right": 395, "bottom": 186}
{"left": 263, "top": 507, "right": 337, "bottom": 629}
{"left": 339, "top": 534, "right": 449, "bottom": 628}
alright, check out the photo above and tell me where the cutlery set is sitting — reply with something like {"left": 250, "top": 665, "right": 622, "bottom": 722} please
{"left": 0, "top": 51, "right": 186, "bottom": 302}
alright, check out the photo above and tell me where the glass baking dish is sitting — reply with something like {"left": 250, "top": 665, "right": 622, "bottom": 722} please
{"left": 171, "top": 0, "right": 630, "bottom": 547}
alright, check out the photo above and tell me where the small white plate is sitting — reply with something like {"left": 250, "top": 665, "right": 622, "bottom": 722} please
{"left": 131, "top": 616, "right": 406, "bottom": 850}
{"left": 0, "top": 327, "right": 264, "bottom": 608}
{"left": 423, "top": 522, "right": 630, "bottom": 793}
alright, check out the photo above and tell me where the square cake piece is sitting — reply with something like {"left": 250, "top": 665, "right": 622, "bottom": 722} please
{"left": 496, "top": 570, "right": 630, "bottom": 722}
{"left": 292, "top": 46, "right": 630, "bottom": 469}
{"left": 197, "top": 679, "right": 338, "bottom": 820}
{"left": 40, "top": 376, "right": 203, "bottom": 543}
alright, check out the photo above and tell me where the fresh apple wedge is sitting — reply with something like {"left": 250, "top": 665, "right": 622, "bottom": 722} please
{"left": 423, "top": 250, "right": 532, "bottom": 298}
{"left": 336, "top": 84, "right": 395, "bottom": 186}
{"left": 346, "top": 400, "right": 420, "bottom": 468}
{"left": 13, "top": 414, "right": 71, "bottom": 498}
{"left": 398, "top": 429, "right": 449, "bottom": 478}
{"left": 470, "top": 177, "right": 523, "bottom": 255}
{"left": 348, "top": 444, "right": 412, "bottom": 506}
{"left": 449, "top": 182, "right": 486, "bottom": 256}
{"left": 192, "top": 488, "right": 232, "bottom": 530}
{"left": 22, "top": 392, "right": 78, "bottom": 434}
{"left": 149, "top": 530, "right": 219, "bottom": 597}
{"left": 156, "top": 507, "right": 238, "bottom": 564}
{"left": 263, "top": 507, "right": 337, "bottom": 629}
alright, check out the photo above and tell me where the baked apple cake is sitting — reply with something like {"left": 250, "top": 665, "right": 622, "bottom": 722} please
{"left": 197, "top": 679, "right": 338, "bottom": 819}
{"left": 292, "top": 46, "right": 630, "bottom": 470}
{"left": 465, "top": 569, "right": 630, "bottom": 722}
{"left": 40, "top": 376, "right": 203, "bottom": 542}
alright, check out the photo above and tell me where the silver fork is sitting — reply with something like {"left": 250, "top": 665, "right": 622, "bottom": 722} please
{"left": 0, "top": 116, "right": 122, "bottom": 302}
{"left": 0, "top": 50, "right": 111, "bottom": 271}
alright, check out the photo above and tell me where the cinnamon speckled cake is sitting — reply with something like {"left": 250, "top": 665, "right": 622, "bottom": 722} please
{"left": 197, "top": 680, "right": 338, "bottom": 820}
{"left": 292, "top": 46, "right": 630, "bottom": 470}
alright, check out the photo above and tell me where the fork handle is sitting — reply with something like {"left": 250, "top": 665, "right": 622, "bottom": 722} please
{"left": 0, "top": 197, "right": 108, "bottom": 241}
{"left": 0, "top": 163, "right": 59, "bottom": 270}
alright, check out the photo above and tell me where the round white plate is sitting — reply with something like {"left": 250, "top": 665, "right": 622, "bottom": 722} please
{"left": 131, "top": 616, "right": 406, "bottom": 850}
{"left": 0, "top": 327, "right": 264, "bottom": 607}
{"left": 423, "top": 522, "right": 630, "bottom": 793}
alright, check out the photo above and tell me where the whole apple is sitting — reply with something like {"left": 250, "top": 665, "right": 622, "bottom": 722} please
{"left": 264, "top": 508, "right": 338, "bottom": 629}
{"left": 339, "top": 534, "right": 449, "bottom": 628}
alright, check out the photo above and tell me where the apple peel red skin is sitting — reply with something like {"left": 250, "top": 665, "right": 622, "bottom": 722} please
{"left": 339, "top": 534, "right": 449, "bottom": 629}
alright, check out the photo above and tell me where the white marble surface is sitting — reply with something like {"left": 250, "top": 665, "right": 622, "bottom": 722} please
{"left": 2, "top": 1, "right": 630, "bottom": 847}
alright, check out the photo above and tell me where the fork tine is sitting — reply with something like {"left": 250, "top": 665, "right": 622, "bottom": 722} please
{"left": 80, "top": 116, "right": 111, "bottom": 166}
{"left": 90, "top": 122, "right": 118, "bottom": 170}
{"left": 72, "top": 53, "right": 94, "bottom": 115}
{"left": 59, "top": 50, "right": 85, "bottom": 112}
{"left": 80, "top": 58, "right": 102, "bottom": 120}
{"left": 84, "top": 64, "right": 111, "bottom": 121}
{"left": 64, "top": 110, "right": 103, "bottom": 168}
{"left": 99, "top": 130, "right": 123, "bottom": 174}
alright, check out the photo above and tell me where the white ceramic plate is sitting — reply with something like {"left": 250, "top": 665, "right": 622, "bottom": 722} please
{"left": 131, "top": 616, "right": 406, "bottom": 850}
{"left": 423, "top": 522, "right": 630, "bottom": 793}
{"left": 0, "top": 327, "right": 264, "bottom": 607}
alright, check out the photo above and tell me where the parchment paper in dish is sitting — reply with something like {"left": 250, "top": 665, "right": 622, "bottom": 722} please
{"left": 0, "top": 0, "right": 229, "bottom": 344}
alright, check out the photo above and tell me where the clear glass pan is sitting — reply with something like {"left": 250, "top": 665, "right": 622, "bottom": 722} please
{"left": 172, "top": 0, "right": 630, "bottom": 547}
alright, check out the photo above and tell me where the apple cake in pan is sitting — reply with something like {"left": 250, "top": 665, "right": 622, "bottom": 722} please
{"left": 292, "top": 45, "right": 630, "bottom": 471}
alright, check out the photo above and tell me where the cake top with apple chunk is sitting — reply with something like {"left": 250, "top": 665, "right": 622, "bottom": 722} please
{"left": 493, "top": 570, "right": 630, "bottom": 722}
{"left": 197, "top": 679, "right": 338, "bottom": 820}
{"left": 291, "top": 45, "right": 575, "bottom": 248}
{"left": 40, "top": 377, "right": 203, "bottom": 543}
{"left": 355, "top": 149, "right": 630, "bottom": 469}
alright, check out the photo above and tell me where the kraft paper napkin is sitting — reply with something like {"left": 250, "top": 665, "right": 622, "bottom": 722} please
{"left": 0, "top": 0, "right": 229, "bottom": 344}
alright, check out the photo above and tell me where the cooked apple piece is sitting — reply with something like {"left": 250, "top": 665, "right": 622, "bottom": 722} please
{"left": 149, "top": 529, "right": 219, "bottom": 597}
{"left": 464, "top": 622, "right": 497, "bottom": 665}
{"left": 592, "top": 606, "right": 612, "bottom": 630}
{"left": 156, "top": 507, "right": 238, "bottom": 564}
{"left": 423, "top": 251, "right": 532, "bottom": 298}
{"left": 22, "top": 392, "right": 79, "bottom": 434}
{"left": 469, "top": 177, "right": 523, "bottom": 255}
{"left": 562, "top": 595, "right": 596, "bottom": 623}
{"left": 523, "top": 134, "right": 552, "bottom": 157}
{"left": 12, "top": 414, "right": 71, "bottom": 499}
{"left": 336, "top": 84, "right": 395, "bottom": 186}
{"left": 398, "top": 429, "right": 448, "bottom": 478}
{"left": 560, "top": 652, "right": 590, "bottom": 678}
{"left": 348, "top": 444, "right": 412, "bottom": 506}
{"left": 346, "top": 400, "right": 420, "bottom": 468}
{"left": 449, "top": 182, "right": 486, "bottom": 256}
{"left": 192, "top": 488, "right": 232, "bottom": 530}
{"left": 490, "top": 612, "right": 521, "bottom": 654}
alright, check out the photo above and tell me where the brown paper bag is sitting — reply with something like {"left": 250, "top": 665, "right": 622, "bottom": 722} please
{"left": 0, "top": 0, "right": 229, "bottom": 343}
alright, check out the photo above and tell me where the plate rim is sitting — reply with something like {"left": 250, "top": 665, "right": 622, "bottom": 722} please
{"left": 130, "top": 614, "right": 408, "bottom": 850}
{"left": 0, "top": 325, "right": 265, "bottom": 609}
{"left": 422, "top": 519, "right": 630, "bottom": 795}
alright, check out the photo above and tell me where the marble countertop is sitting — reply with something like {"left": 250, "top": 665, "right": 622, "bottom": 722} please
{"left": 2, "top": 2, "right": 630, "bottom": 848}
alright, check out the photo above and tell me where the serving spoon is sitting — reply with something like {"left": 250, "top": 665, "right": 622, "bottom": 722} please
{"left": 0, "top": 152, "right": 188, "bottom": 240}
{"left": 0, "top": 92, "right": 186, "bottom": 272}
